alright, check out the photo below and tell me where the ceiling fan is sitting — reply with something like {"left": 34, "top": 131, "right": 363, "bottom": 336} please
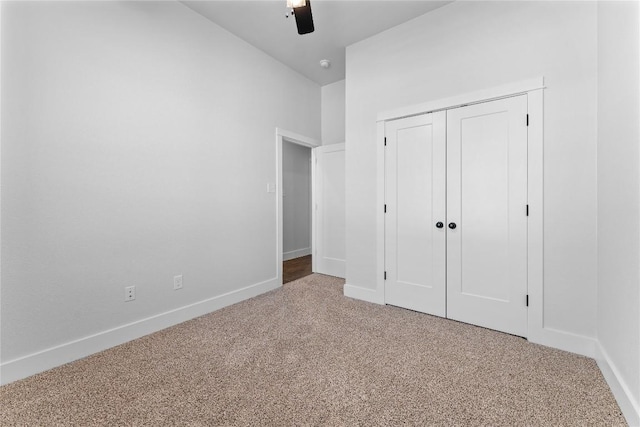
{"left": 286, "top": 0, "right": 314, "bottom": 35}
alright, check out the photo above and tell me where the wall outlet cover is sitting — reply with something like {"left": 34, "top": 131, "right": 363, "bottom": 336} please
{"left": 174, "top": 275, "right": 183, "bottom": 290}
{"left": 125, "top": 286, "right": 136, "bottom": 302}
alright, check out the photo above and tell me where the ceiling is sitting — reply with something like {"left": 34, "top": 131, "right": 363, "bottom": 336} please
{"left": 181, "top": 1, "right": 451, "bottom": 86}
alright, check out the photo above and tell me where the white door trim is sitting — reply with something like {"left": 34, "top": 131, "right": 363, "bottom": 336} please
{"left": 275, "top": 128, "right": 319, "bottom": 285}
{"left": 377, "top": 77, "right": 545, "bottom": 123}
{"left": 375, "top": 78, "right": 552, "bottom": 348}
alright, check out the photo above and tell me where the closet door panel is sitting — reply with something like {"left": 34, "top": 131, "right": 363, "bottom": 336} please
{"left": 384, "top": 112, "right": 446, "bottom": 317}
{"left": 446, "top": 95, "right": 528, "bottom": 337}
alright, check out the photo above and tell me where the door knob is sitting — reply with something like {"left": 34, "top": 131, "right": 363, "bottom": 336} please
{"left": 448, "top": 222, "right": 457, "bottom": 229}
{"left": 436, "top": 222, "right": 444, "bottom": 229}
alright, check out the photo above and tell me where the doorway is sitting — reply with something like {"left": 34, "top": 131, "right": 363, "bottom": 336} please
{"left": 275, "top": 128, "right": 319, "bottom": 286}
{"left": 282, "top": 140, "right": 312, "bottom": 283}
{"left": 275, "top": 129, "right": 346, "bottom": 285}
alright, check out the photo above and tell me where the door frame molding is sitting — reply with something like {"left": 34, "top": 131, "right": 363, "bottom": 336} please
{"left": 275, "top": 128, "right": 320, "bottom": 285}
{"left": 375, "top": 77, "right": 548, "bottom": 342}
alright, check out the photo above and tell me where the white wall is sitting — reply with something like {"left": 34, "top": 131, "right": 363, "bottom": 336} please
{"left": 0, "top": 1, "right": 319, "bottom": 379}
{"left": 282, "top": 141, "right": 311, "bottom": 260}
{"left": 345, "top": 1, "right": 598, "bottom": 338}
{"left": 597, "top": 1, "right": 640, "bottom": 422}
{"left": 321, "top": 79, "right": 345, "bottom": 145}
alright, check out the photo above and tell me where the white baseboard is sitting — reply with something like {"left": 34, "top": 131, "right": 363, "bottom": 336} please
{"left": 0, "top": 277, "right": 280, "bottom": 386}
{"left": 283, "top": 247, "right": 311, "bottom": 261}
{"left": 343, "top": 283, "right": 384, "bottom": 305}
{"left": 595, "top": 344, "right": 640, "bottom": 426}
{"left": 528, "top": 327, "right": 598, "bottom": 358}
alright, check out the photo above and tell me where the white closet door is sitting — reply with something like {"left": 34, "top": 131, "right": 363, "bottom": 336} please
{"left": 314, "top": 143, "right": 345, "bottom": 278}
{"left": 446, "top": 95, "right": 528, "bottom": 337}
{"left": 385, "top": 112, "right": 446, "bottom": 316}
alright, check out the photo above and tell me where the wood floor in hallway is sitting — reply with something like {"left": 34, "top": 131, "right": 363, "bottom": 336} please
{"left": 283, "top": 255, "right": 312, "bottom": 284}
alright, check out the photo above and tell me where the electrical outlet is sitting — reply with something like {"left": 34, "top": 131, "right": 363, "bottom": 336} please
{"left": 125, "top": 286, "right": 135, "bottom": 302}
{"left": 173, "top": 275, "right": 183, "bottom": 290}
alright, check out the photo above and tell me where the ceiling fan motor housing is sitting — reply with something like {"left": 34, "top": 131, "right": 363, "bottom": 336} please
{"left": 294, "top": 0, "right": 314, "bottom": 35}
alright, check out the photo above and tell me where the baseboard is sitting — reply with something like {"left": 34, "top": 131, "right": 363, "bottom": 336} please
{"left": 0, "top": 277, "right": 281, "bottom": 386}
{"left": 283, "top": 247, "right": 311, "bottom": 261}
{"left": 528, "top": 327, "right": 598, "bottom": 358}
{"left": 595, "top": 344, "right": 640, "bottom": 426}
{"left": 343, "top": 283, "right": 384, "bottom": 305}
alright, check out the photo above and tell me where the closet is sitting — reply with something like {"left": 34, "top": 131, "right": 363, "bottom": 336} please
{"left": 384, "top": 94, "right": 529, "bottom": 337}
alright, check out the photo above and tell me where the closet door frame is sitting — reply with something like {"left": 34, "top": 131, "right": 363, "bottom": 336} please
{"left": 375, "top": 77, "right": 546, "bottom": 344}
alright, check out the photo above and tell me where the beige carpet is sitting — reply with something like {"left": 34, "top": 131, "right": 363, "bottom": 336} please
{"left": 0, "top": 274, "right": 626, "bottom": 426}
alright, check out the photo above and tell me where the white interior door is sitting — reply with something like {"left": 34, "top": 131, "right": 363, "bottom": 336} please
{"left": 314, "top": 143, "right": 345, "bottom": 278}
{"left": 446, "top": 95, "right": 528, "bottom": 337}
{"left": 384, "top": 112, "right": 446, "bottom": 316}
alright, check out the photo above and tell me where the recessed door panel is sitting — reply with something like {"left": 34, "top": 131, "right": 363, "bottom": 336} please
{"left": 460, "top": 111, "right": 510, "bottom": 300}
{"left": 446, "top": 95, "right": 528, "bottom": 337}
{"left": 384, "top": 112, "right": 446, "bottom": 317}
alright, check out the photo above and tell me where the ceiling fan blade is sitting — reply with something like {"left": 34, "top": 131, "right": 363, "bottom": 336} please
{"left": 294, "top": 1, "right": 314, "bottom": 35}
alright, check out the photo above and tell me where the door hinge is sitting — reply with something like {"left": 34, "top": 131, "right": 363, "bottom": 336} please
{"left": 526, "top": 114, "right": 529, "bottom": 126}
{"left": 384, "top": 204, "right": 387, "bottom": 213}
{"left": 526, "top": 204, "right": 529, "bottom": 216}
{"left": 526, "top": 295, "right": 529, "bottom": 307}
{"left": 384, "top": 271, "right": 387, "bottom": 280}
{"left": 384, "top": 137, "right": 387, "bottom": 146}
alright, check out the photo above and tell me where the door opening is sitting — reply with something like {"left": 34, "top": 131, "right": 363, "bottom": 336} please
{"left": 282, "top": 140, "right": 313, "bottom": 283}
{"left": 275, "top": 128, "right": 319, "bottom": 286}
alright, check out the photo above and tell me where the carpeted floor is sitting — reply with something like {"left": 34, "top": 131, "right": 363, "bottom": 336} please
{"left": 0, "top": 274, "right": 626, "bottom": 426}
